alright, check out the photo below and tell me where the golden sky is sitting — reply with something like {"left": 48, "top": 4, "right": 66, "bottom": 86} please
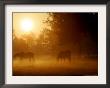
{"left": 13, "top": 13, "right": 51, "bottom": 38}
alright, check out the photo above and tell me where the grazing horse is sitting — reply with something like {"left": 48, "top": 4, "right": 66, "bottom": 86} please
{"left": 24, "top": 52, "right": 34, "bottom": 61}
{"left": 57, "top": 50, "right": 71, "bottom": 62}
{"left": 13, "top": 52, "right": 24, "bottom": 60}
{"left": 13, "top": 52, "right": 34, "bottom": 61}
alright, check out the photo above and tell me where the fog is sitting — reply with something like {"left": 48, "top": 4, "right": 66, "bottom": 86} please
{"left": 13, "top": 13, "right": 98, "bottom": 76}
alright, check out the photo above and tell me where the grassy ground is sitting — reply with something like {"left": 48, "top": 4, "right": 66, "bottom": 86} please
{"left": 13, "top": 55, "right": 98, "bottom": 76}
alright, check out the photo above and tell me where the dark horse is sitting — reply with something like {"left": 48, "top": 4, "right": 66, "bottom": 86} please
{"left": 13, "top": 52, "right": 34, "bottom": 61}
{"left": 57, "top": 50, "right": 71, "bottom": 62}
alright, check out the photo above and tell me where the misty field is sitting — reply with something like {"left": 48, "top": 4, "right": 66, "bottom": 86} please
{"left": 13, "top": 55, "right": 98, "bottom": 76}
{"left": 13, "top": 13, "right": 98, "bottom": 76}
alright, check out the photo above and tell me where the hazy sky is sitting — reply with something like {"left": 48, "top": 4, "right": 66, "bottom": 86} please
{"left": 13, "top": 13, "right": 51, "bottom": 38}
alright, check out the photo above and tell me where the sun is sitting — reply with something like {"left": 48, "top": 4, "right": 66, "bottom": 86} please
{"left": 13, "top": 13, "right": 51, "bottom": 38}
{"left": 20, "top": 19, "right": 33, "bottom": 33}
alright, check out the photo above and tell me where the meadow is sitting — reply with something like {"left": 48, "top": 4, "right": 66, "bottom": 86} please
{"left": 13, "top": 55, "right": 98, "bottom": 76}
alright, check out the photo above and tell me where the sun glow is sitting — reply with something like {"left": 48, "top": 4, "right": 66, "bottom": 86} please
{"left": 21, "top": 19, "right": 33, "bottom": 32}
{"left": 13, "top": 13, "right": 51, "bottom": 38}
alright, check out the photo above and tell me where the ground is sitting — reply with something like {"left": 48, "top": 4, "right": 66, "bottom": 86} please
{"left": 13, "top": 55, "right": 98, "bottom": 76}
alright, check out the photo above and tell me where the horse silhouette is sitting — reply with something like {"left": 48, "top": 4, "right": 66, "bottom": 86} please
{"left": 57, "top": 50, "right": 71, "bottom": 62}
{"left": 13, "top": 52, "right": 24, "bottom": 60}
{"left": 13, "top": 52, "right": 34, "bottom": 61}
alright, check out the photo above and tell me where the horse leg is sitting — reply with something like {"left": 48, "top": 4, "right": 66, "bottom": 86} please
{"left": 69, "top": 56, "right": 71, "bottom": 62}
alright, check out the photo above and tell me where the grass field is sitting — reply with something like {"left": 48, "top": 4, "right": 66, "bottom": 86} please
{"left": 13, "top": 55, "right": 98, "bottom": 76}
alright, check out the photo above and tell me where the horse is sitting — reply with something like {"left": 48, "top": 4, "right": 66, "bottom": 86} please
{"left": 13, "top": 52, "right": 34, "bottom": 61}
{"left": 57, "top": 50, "right": 71, "bottom": 62}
